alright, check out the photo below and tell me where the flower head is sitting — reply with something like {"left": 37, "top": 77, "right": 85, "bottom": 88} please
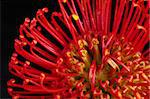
{"left": 8, "top": 0, "right": 150, "bottom": 98}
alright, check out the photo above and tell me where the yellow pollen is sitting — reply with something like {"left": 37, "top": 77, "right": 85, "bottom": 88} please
{"left": 140, "top": 61, "right": 145, "bottom": 66}
{"left": 41, "top": 73, "right": 45, "bottom": 78}
{"left": 33, "top": 40, "right": 37, "bottom": 44}
{"left": 11, "top": 79, "right": 15, "bottom": 83}
{"left": 137, "top": 24, "right": 146, "bottom": 32}
{"left": 66, "top": 51, "right": 73, "bottom": 57}
{"left": 142, "top": 73, "right": 149, "bottom": 82}
{"left": 129, "top": 86, "right": 137, "bottom": 90}
{"left": 80, "top": 50, "right": 88, "bottom": 57}
{"left": 133, "top": 79, "right": 139, "bottom": 83}
{"left": 23, "top": 42, "right": 27, "bottom": 46}
{"left": 134, "top": 64, "right": 139, "bottom": 70}
{"left": 92, "top": 38, "right": 99, "bottom": 45}
{"left": 136, "top": 92, "right": 141, "bottom": 99}
{"left": 72, "top": 14, "right": 79, "bottom": 21}
{"left": 118, "top": 76, "right": 122, "bottom": 83}
{"left": 78, "top": 40, "right": 84, "bottom": 48}
{"left": 63, "top": 0, "right": 67, "bottom": 3}
{"left": 77, "top": 62, "right": 85, "bottom": 68}
{"left": 25, "top": 79, "right": 30, "bottom": 83}
{"left": 15, "top": 61, "right": 18, "bottom": 64}
{"left": 69, "top": 58, "right": 78, "bottom": 64}
{"left": 69, "top": 77, "right": 75, "bottom": 82}
{"left": 107, "top": 58, "right": 120, "bottom": 71}
{"left": 78, "top": 39, "right": 88, "bottom": 48}
{"left": 118, "top": 91, "right": 122, "bottom": 99}
{"left": 19, "top": 35, "right": 24, "bottom": 39}
{"left": 133, "top": 2, "right": 140, "bottom": 8}
{"left": 133, "top": 52, "right": 141, "bottom": 58}
{"left": 25, "top": 61, "right": 30, "bottom": 65}
{"left": 105, "top": 49, "right": 110, "bottom": 55}
{"left": 144, "top": 65, "right": 150, "bottom": 70}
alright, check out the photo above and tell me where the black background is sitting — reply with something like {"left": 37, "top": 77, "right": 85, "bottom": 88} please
{"left": 1, "top": 0, "right": 58, "bottom": 98}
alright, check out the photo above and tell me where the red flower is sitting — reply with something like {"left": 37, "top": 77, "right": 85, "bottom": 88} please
{"left": 8, "top": 0, "right": 149, "bottom": 98}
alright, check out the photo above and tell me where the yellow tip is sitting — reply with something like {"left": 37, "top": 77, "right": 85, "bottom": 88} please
{"left": 15, "top": 61, "right": 18, "bottom": 64}
{"left": 66, "top": 51, "right": 73, "bottom": 57}
{"left": 19, "top": 35, "right": 24, "bottom": 39}
{"left": 33, "top": 40, "right": 37, "bottom": 44}
{"left": 78, "top": 39, "right": 88, "bottom": 48}
{"left": 23, "top": 42, "right": 27, "bottom": 46}
{"left": 41, "top": 73, "right": 45, "bottom": 78}
{"left": 107, "top": 58, "right": 120, "bottom": 71}
{"left": 72, "top": 14, "right": 79, "bottom": 21}
{"left": 118, "top": 91, "right": 122, "bottom": 99}
{"left": 25, "top": 61, "right": 30, "bottom": 65}
{"left": 136, "top": 92, "right": 141, "bottom": 99}
{"left": 63, "top": 0, "right": 67, "bottom": 3}
{"left": 25, "top": 79, "right": 30, "bottom": 83}
{"left": 105, "top": 49, "right": 110, "bottom": 55}
{"left": 92, "top": 38, "right": 99, "bottom": 45}
{"left": 80, "top": 50, "right": 88, "bottom": 57}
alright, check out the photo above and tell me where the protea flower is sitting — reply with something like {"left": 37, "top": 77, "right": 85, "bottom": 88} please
{"left": 8, "top": 0, "right": 150, "bottom": 98}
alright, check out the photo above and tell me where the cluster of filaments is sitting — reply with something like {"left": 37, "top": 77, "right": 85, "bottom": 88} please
{"left": 58, "top": 36, "right": 150, "bottom": 98}
{"left": 8, "top": 0, "right": 149, "bottom": 99}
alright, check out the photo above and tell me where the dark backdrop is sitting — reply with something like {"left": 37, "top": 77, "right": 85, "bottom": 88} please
{"left": 1, "top": 0, "right": 58, "bottom": 98}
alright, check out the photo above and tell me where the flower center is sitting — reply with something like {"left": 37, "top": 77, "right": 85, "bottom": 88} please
{"left": 55, "top": 34, "right": 149, "bottom": 97}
